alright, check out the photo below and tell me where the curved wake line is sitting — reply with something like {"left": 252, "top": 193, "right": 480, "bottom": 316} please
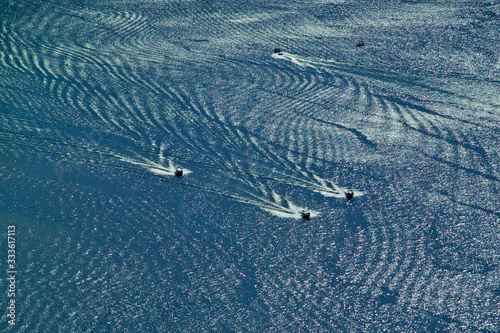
{"left": 0, "top": 128, "right": 364, "bottom": 199}
{"left": 114, "top": 152, "right": 192, "bottom": 177}
{"left": 169, "top": 180, "right": 321, "bottom": 220}
{"left": 272, "top": 51, "right": 500, "bottom": 84}
{"left": 272, "top": 52, "right": 316, "bottom": 68}
{"left": 272, "top": 51, "right": 500, "bottom": 109}
{"left": 0, "top": 134, "right": 318, "bottom": 219}
{"left": 110, "top": 153, "right": 321, "bottom": 219}
{"left": 0, "top": 129, "right": 363, "bottom": 217}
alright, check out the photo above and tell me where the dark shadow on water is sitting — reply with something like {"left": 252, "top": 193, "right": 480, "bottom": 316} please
{"left": 454, "top": 200, "right": 500, "bottom": 218}
{"left": 424, "top": 153, "right": 499, "bottom": 183}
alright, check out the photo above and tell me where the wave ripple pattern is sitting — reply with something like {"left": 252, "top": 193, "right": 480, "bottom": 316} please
{"left": 0, "top": 0, "right": 499, "bottom": 331}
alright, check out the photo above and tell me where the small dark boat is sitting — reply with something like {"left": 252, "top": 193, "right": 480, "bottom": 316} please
{"left": 175, "top": 168, "right": 183, "bottom": 177}
{"left": 301, "top": 209, "right": 311, "bottom": 221}
{"left": 345, "top": 190, "right": 354, "bottom": 201}
{"left": 274, "top": 48, "right": 281, "bottom": 53}
{"left": 356, "top": 41, "right": 365, "bottom": 47}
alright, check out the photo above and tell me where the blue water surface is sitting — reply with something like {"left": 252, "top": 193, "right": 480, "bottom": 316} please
{"left": 1, "top": 0, "right": 499, "bottom": 331}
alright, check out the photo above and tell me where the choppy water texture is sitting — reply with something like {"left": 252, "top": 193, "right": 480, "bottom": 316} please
{"left": 1, "top": 0, "right": 499, "bottom": 331}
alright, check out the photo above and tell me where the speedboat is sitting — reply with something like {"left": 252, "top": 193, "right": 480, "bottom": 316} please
{"left": 345, "top": 190, "right": 354, "bottom": 201}
{"left": 175, "top": 168, "right": 183, "bottom": 177}
{"left": 301, "top": 209, "right": 311, "bottom": 221}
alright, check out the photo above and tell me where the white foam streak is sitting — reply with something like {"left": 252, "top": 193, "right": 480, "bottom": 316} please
{"left": 272, "top": 52, "right": 317, "bottom": 68}
{"left": 241, "top": 189, "right": 320, "bottom": 220}
{"left": 311, "top": 175, "right": 364, "bottom": 198}
{"left": 114, "top": 152, "right": 192, "bottom": 177}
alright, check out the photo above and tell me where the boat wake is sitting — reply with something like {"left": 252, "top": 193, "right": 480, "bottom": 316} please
{"left": 111, "top": 152, "right": 192, "bottom": 177}
{"left": 240, "top": 189, "right": 320, "bottom": 220}
{"left": 271, "top": 52, "right": 317, "bottom": 68}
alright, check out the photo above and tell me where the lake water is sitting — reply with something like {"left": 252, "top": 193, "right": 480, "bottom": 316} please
{"left": 1, "top": 0, "right": 499, "bottom": 331}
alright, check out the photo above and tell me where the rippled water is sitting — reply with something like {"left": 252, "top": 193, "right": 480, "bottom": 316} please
{"left": 1, "top": 0, "right": 499, "bottom": 331}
